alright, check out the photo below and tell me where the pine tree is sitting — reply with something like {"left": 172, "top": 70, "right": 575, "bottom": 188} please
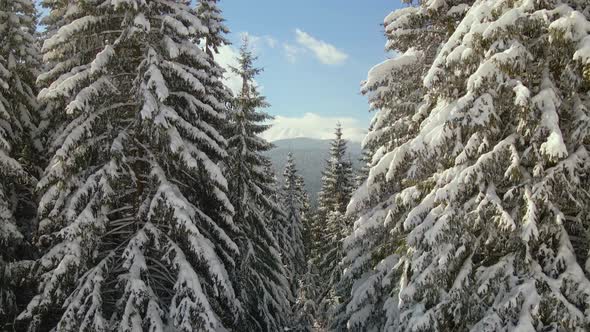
{"left": 18, "top": 2, "right": 242, "bottom": 331}
{"left": 334, "top": 1, "right": 471, "bottom": 329}
{"left": 355, "top": 148, "right": 372, "bottom": 188}
{"left": 196, "top": 0, "right": 230, "bottom": 57}
{"left": 290, "top": 172, "right": 318, "bottom": 332}
{"left": 292, "top": 262, "right": 321, "bottom": 332}
{"left": 311, "top": 124, "right": 355, "bottom": 328}
{"left": 342, "top": 0, "right": 590, "bottom": 331}
{"left": 226, "top": 39, "right": 292, "bottom": 331}
{"left": 297, "top": 175, "right": 313, "bottom": 259}
{"left": 0, "top": 0, "right": 39, "bottom": 328}
{"left": 280, "top": 152, "right": 306, "bottom": 281}
{"left": 36, "top": 0, "right": 86, "bottom": 145}
{"left": 317, "top": 123, "right": 354, "bottom": 220}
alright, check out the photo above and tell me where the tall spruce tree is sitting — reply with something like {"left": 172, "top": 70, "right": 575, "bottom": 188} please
{"left": 35, "top": 0, "right": 82, "bottom": 179}
{"left": 280, "top": 152, "right": 306, "bottom": 281}
{"left": 343, "top": 0, "right": 590, "bottom": 331}
{"left": 292, "top": 261, "right": 321, "bottom": 332}
{"left": 334, "top": 1, "right": 471, "bottom": 329}
{"left": 226, "top": 39, "right": 292, "bottom": 331}
{"left": 355, "top": 148, "right": 372, "bottom": 188}
{"left": 18, "top": 2, "right": 242, "bottom": 331}
{"left": 297, "top": 174, "right": 313, "bottom": 259}
{"left": 317, "top": 123, "right": 354, "bottom": 220}
{"left": 312, "top": 123, "right": 355, "bottom": 328}
{"left": 196, "top": 0, "right": 230, "bottom": 58}
{"left": 0, "top": 0, "right": 39, "bottom": 328}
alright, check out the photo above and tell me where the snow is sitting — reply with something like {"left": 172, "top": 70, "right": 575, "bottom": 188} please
{"left": 513, "top": 81, "right": 530, "bottom": 107}
{"left": 533, "top": 84, "right": 568, "bottom": 161}
{"left": 549, "top": 9, "right": 590, "bottom": 42}
{"left": 133, "top": 12, "right": 150, "bottom": 32}
{"left": 66, "top": 77, "right": 115, "bottom": 114}
{"left": 363, "top": 49, "right": 421, "bottom": 92}
{"left": 146, "top": 63, "right": 169, "bottom": 102}
{"left": 163, "top": 61, "right": 206, "bottom": 93}
{"left": 384, "top": 7, "right": 417, "bottom": 28}
{"left": 90, "top": 45, "right": 114, "bottom": 75}
{"left": 466, "top": 61, "right": 504, "bottom": 92}
{"left": 43, "top": 16, "right": 102, "bottom": 53}
{"left": 163, "top": 36, "right": 180, "bottom": 59}
{"left": 521, "top": 187, "right": 539, "bottom": 242}
{"left": 482, "top": 8, "right": 525, "bottom": 39}
{"left": 574, "top": 35, "right": 590, "bottom": 64}
{"left": 0, "top": 199, "right": 22, "bottom": 242}
{"left": 448, "top": 4, "right": 470, "bottom": 16}
{"left": 162, "top": 16, "right": 189, "bottom": 37}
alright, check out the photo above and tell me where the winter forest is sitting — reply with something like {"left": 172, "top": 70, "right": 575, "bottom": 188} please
{"left": 1, "top": 0, "right": 590, "bottom": 331}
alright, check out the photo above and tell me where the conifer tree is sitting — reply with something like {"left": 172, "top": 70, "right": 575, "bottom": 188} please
{"left": 226, "top": 39, "right": 292, "bottom": 331}
{"left": 0, "top": 0, "right": 39, "bottom": 327}
{"left": 36, "top": 0, "right": 86, "bottom": 144}
{"left": 196, "top": 0, "right": 230, "bottom": 57}
{"left": 280, "top": 152, "right": 306, "bottom": 280}
{"left": 297, "top": 176, "right": 313, "bottom": 258}
{"left": 292, "top": 262, "right": 321, "bottom": 332}
{"left": 317, "top": 123, "right": 354, "bottom": 220}
{"left": 291, "top": 174, "right": 316, "bottom": 332}
{"left": 343, "top": 0, "right": 590, "bottom": 331}
{"left": 355, "top": 148, "right": 372, "bottom": 188}
{"left": 334, "top": 1, "right": 471, "bottom": 329}
{"left": 18, "top": 2, "right": 242, "bottom": 331}
{"left": 312, "top": 124, "right": 355, "bottom": 328}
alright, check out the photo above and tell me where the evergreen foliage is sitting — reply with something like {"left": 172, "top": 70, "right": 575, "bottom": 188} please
{"left": 281, "top": 152, "right": 307, "bottom": 280}
{"left": 334, "top": 1, "right": 471, "bottom": 329}
{"left": 4, "top": 1, "right": 590, "bottom": 331}
{"left": 292, "top": 262, "right": 321, "bottom": 332}
{"left": 196, "top": 0, "right": 230, "bottom": 57}
{"left": 340, "top": 0, "right": 590, "bottom": 331}
{"left": 312, "top": 124, "right": 355, "bottom": 328}
{"left": 0, "top": 0, "right": 39, "bottom": 328}
{"left": 18, "top": 2, "right": 241, "bottom": 330}
{"left": 226, "top": 39, "right": 292, "bottom": 331}
{"left": 317, "top": 123, "right": 355, "bottom": 220}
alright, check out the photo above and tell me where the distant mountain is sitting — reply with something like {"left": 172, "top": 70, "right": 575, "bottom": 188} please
{"left": 265, "top": 137, "right": 363, "bottom": 204}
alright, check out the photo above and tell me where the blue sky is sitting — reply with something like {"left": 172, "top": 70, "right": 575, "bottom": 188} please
{"left": 215, "top": 0, "right": 402, "bottom": 142}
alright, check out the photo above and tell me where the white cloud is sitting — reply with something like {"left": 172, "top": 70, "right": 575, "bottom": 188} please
{"left": 294, "top": 29, "right": 349, "bottom": 65}
{"left": 266, "top": 37, "right": 278, "bottom": 49}
{"left": 262, "top": 113, "right": 367, "bottom": 142}
{"left": 239, "top": 32, "right": 277, "bottom": 51}
{"left": 283, "top": 43, "right": 304, "bottom": 63}
{"left": 214, "top": 44, "right": 242, "bottom": 94}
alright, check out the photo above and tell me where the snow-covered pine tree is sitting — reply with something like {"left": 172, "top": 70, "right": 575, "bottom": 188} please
{"left": 0, "top": 0, "right": 39, "bottom": 328}
{"left": 35, "top": 0, "right": 86, "bottom": 146}
{"left": 226, "top": 39, "right": 292, "bottom": 331}
{"left": 297, "top": 175, "right": 313, "bottom": 259}
{"left": 311, "top": 123, "right": 355, "bottom": 328}
{"left": 196, "top": 0, "right": 230, "bottom": 58}
{"left": 292, "top": 261, "right": 321, "bottom": 332}
{"left": 317, "top": 123, "right": 355, "bottom": 221}
{"left": 334, "top": 1, "right": 473, "bottom": 330}
{"left": 314, "top": 210, "right": 352, "bottom": 326}
{"left": 18, "top": 2, "right": 242, "bottom": 331}
{"left": 345, "top": 0, "right": 590, "bottom": 331}
{"left": 281, "top": 152, "right": 306, "bottom": 281}
{"left": 354, "top": 148, "right": 372, "bottom": 188}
